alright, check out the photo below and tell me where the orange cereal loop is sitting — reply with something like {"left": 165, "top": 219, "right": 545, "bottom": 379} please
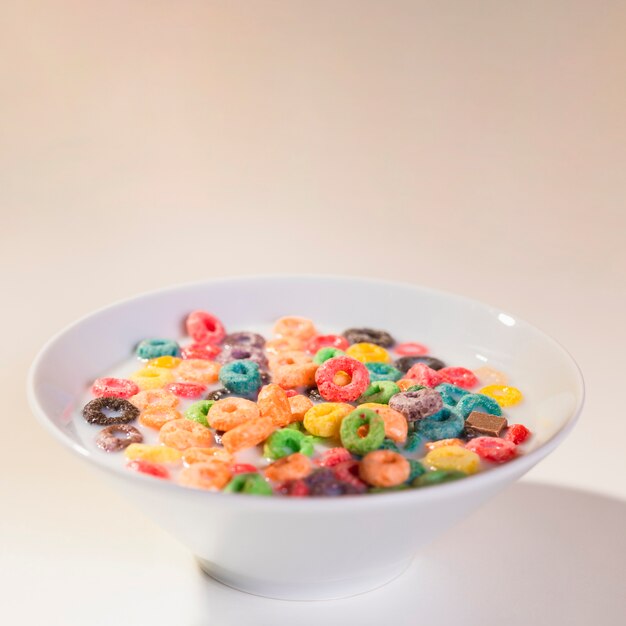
{"left": 359, "top": 450, "right": 410, "bottom": 487}
{"left": 158, "top": 418, "right": 215, "bottom": 450}
{"left": 268, "top": 350, "right": 312, "bottom": 372}
{"left": 146, "top": 356, "right": 181, "bottom": 369}
{"left": 129, "top": 367, "right": 174, "bottom": 390}
{"left": 221, "top": 416, "right": 277, "bottom": 454}
{"left": 178, "top": 460, "right": 232, "bottom": 490}
{"left": 425, "top": 438, "right": 465, "bottom": 451}
{"left": 139, "top": 407, "right": 182, "bottom": 430}
{"left": 288, "top": 394, "right": 314, "bottom": 421}
{"left": 176, "top": 359, "right": 220, "bottom": 384}
{"left": 396, "top": 379, "right": 417, "bottom": 391}
{"left": 207, "top": 397, "right": 260, "bottom": 431}
{"left": 130, "top": 389, "right": 179, "bottom": 410}
{"left": 257, "top": 384, "right": 296, "bottom": 427}
{"left": 182, "top": 447, "right": 233, "bottom": 467}
{"left": 273, "top": 316, "right": 317, "bottom": 341}
{"left": 273, "top": 362, "right": 318, "bottom": 389}
{"left": 358, "top": 403, "right": 408, "bottom": 444}
{"left": 265, "top": 453, "right": 312, "bottom": 482}
{"left": 265, "top": 336, "right": 305, "bottom": 354}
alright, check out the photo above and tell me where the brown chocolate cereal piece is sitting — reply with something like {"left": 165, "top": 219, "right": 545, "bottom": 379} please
{"left": 464, "top": 411, "right": 508, "bottom": 438}
{"left": 82, "top": 397, "right": 140, "bottom": 426}
{"left": 96, "top": 424, "right": 143, "bottom": 452}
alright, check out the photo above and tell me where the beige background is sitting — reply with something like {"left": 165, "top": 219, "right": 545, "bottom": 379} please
{"left": 1, "top": 1, "right": 625, "bottom": 624}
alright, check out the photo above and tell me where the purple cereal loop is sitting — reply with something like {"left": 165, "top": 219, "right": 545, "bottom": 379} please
{"left": 96, "top": 424, "right": 143, "bottom": 452}
{"left": 388, "top": 389, "right": 443, "bottom": 422}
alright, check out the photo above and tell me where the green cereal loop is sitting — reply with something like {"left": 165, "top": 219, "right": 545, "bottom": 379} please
{"left": 435, "top": 383, "right": 469, "bottom": 406}
{"left": 378, "top": 438, "right": 401, "bottom": 453}
{"left": 263, "top": 428, "right": 315, "bottom": 460}
{"left": 365, "top": 362, "right": 402, "bottom": 382}
{"left": 313, "top": 347, "right": 345, "bottom": 364}
{"left": 404, "top": 431, "right": 425, "bottom": 452}
{"left": 339, "top": 408, "right": 386, "bottom": 455}
{"left": 406, "top": 385, "right": 426, "bottom": 392}
{"left": 407, "top": 459, "right": 426, "bottom": 482}
{"left": 358, "top": 381, "right": 401, "bottom": 405}
{"left": 412, "top": 469, "right": 466, "bottom": 488}
{"left": 224, "top": 473, "right": 273, "bottom": 495}
{"left": 285, "top": 421, "right": 305, "bottom": 431}
{"left": 184, "top": 400, "right": 214, "bottom": 427}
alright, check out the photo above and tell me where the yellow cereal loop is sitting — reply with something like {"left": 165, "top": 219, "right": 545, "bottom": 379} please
{"left": 129, "top": 367, "right": 173, "bottom": 390}
{"left": 146, "top": 356, "right": 181, "bottom": 369}
{"left": 346, "top": 342, "right": 390, "bottom": 364}
{"left": 303, "top": 402, "right": 354, "bottom": 438}
{"left": 423, "top": 445, "right": 480, "bottom": 474}
{"left": 124, "top": 443, "right": 182, "bottom": 464}
{"left": 479, "top": 384, "right": 523, "bottom": 407}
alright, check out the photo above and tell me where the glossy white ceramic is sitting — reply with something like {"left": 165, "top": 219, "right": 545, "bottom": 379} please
{"left": 28, "top": 276, "right": 584, "bottom": 600}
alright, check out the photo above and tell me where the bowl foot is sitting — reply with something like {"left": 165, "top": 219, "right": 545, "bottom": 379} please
{"left": 196, "top": 556, "right": 413, "bottom": 601}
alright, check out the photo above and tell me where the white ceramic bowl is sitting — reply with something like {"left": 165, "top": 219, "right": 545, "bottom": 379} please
{"left": 28, "top": 276, "right": 584, "bottom": 600}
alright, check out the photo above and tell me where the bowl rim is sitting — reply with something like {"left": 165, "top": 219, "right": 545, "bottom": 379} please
{"left": 27, "top": 274, "right": 585, "bottom": 510}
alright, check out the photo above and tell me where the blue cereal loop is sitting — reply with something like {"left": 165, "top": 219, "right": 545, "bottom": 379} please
{"left": 218, "top": 359, "right": 262, "bottom": 396}
{"left": 435, "top": 383, "right": 469, "bottom": 406}
{"left": 365, "top": 362, "right": 403, "bottom": 382}
{"left": 416, "top": 405, "right": 464, "bottom": 440}
{"left": 455, "top": 393, "right": 502, "bottom": 419}
{"left": 136, "top": 338, "right": 180, "bottom": 360}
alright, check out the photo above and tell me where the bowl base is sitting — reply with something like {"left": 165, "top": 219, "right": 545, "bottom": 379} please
{"left": 196, "top": 556, "right": 413, "bottom": 601}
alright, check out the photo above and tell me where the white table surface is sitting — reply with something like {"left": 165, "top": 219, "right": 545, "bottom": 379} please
{"left": 1, "top": 1, "right": 624, "bottom": 624}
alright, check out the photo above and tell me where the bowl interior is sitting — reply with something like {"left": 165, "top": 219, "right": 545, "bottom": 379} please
{"left": 29, "top": 276, "right": 583, "bottom": 479}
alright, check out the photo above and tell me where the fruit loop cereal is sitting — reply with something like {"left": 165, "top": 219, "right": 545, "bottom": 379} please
{"left": 80, "top": 311, "right": 534, "bottom": 496}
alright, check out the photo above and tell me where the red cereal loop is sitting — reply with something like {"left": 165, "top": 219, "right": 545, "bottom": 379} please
{"left": 504, "top": 424, "right": 531, "bottom": 445}
{"left": 405, "top": 362, "right": 442, "bottom": 387}
{"left": 231, "top": 463, "right": 258, "bottom": 475}
{"left": 395, "top": 342, "right": 429, "bottom": 357}
{"left": 91, "top": 377, "right": 139, "bottom": 399}
{"left": 275, "top": 479, "right": 310, "bottom": 497}
{"left": 333, "top": 460, "right": 368, "bottom": 492}
{"left": 306, "top": 334, "right": 350, "bottom": 354}
{"left": 126, "top": 460, "right": 170, "bottom": 479}
{"left": 438, "top": 367, "right": 479, "bottom": 390}
{"left": 164, "top": 382, "right": 207, "bottom": 398}
{"left": 185, "top": 311, "right": 226, "bottom": 345}
{"left": 315, "top": 447, "right": 353, "bottom": 468}
{"left": 314, "top": 356, "right": 370, "bottom": 402}
{"left": 180, "top": 343, "right": 221, "bottom": 360}
{"left": 465, "top": 437, "right": 517, "bottom": 463}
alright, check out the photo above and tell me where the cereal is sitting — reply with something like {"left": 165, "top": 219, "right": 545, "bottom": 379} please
{"left": 91, "top": 377, "right": 139, "bottom": 399}
{"left": 364, "top": 362, "right": 402, "bottom": 382}
{"left": 124, "top": 443, "right": 182, "bottom": 464}
{"left": 265, "top": 453, "right": 313, "bottom": 481}
{"left": 303, "top": 402, "right": 353, "bottom": 438}
{"left": 346, "top": 342, "right": 391, "bottom": 364}
{"left": 225, "top": 473, "right": 273, "bottom": 495}
{"left": 184, "top": 400, "right": 214, "bottom": 427}
{"left": 158, "top": 418, "right": 215, "bottom": 450}
{"left": 465, "top": 437, "right": 517, "bottom": 463}
{"left": 358, "top": 381, "right": 400, "bottom": 405}
{"left": 208, "top": 398, "right": 260, "bottom": 431}
{"left": 218, "top": 359, "right": 262, "bottom": 396}
{"left": 264, "top": 428, "right": 314, "bottom": 459}
{"left": 315, "top": 356, "right": 370, "bottom": 402}
{"left": 185, "top": 310, "right": 226, "bottom": 345}
{"left": 85, "top": 311, "right": 533, "bottom": 497}
{"left": 339, "top": 408, "right": 386, "bottom": 455}
{"left": 359, "top": 450, "right": 410, "bottom": 487}
{"left": 96, "top": 424, "right": 143, "bottom": 452}
{"left": 424, "top": 445, "right": 480, "bottom": 474}
{"left": 139, "top": 407, "right": 182, "bottom": 430}
{"left": 343, "top": 328, "right": 394, "bottom": 348}
{"left": 221, "top": 416, "right": 276, "bottom": 454}
{"left": 388, "top": 389, "right": 443, "bottom": 422}
{"left": 479, "top": 385, "right": 524, "bottom": 407}
{"left": 82, "top": 397, "right": 140, "bottom": 426}
{"left": 129, "top": 367, "right": 174, "bottom": 390}
{"left": 136, "top": 339, "right": 180, "bottom": 360}
{"left": 175, "top": 359, "right": 221, "bottom": 384}
{"left": 179, "top": 460, "right": 231, "bottom": 490}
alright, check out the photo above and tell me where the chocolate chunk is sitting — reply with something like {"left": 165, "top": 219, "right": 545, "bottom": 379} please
{"left": 464, "top": 411, "right": 508, "bottom": 438}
